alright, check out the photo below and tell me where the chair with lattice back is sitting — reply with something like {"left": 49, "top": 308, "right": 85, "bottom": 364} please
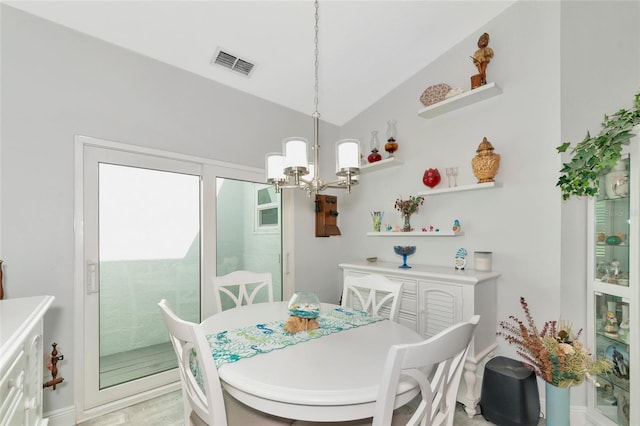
{"left": 212, "top": 270, "right": 273, "bottom": 312}
{"left": 372, "top": 315, "right": 480, "bottom": 426}
{"left": 341, "top": 273, "right": 403, "bottom": 322}
{"left": 291, "top": 316, "right": 480, "bottom": 426}
{"left": 158, "top": 299, "right": 292, "bottom": 425}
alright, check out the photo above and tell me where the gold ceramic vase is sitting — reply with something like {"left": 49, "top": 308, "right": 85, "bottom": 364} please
{"left": 471, "top": 137, "right": 500, "bottom": 183}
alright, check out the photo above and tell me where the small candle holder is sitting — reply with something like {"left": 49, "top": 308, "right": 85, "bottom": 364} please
{"left": 474, "top": 251, "right": 492, "bottom": 271}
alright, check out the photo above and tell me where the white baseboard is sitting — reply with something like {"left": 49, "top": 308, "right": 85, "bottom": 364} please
{"left": 44, "top": 406, "right": 76, "bottom": 426}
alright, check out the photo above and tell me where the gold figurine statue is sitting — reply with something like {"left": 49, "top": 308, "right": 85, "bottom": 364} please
{"left": 471, "top": 32, "right": 494, "bottom": 89}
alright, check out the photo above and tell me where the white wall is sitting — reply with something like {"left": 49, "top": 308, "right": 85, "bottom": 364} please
{"left": 337, "top": 0, "right": 639, "bottom": 411}
{"left": 340, "top": 0, "right": 563, "bottom": 346}
{"left": 0, "top": 4, "right": 340, "bottom": 416}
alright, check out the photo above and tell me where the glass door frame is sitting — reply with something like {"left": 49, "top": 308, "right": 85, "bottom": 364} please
{"left": 73, "top": 135, "right": 294, "bottom": 421}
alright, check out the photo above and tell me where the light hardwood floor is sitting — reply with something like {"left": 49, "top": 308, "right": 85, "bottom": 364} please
{"left": 77, "top": 390, "right": 501, "bottom": 425}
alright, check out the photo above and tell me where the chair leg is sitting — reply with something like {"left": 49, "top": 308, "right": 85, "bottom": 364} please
{"left": 181, "top": 389, "right": 193, "bottom": 425}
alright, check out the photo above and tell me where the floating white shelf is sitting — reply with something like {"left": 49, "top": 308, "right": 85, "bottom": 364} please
{"left": 417, "top": 82, "right": 502, "bottom": 119}
{"left": 360, "top": 157, "right": 403, "bottom": 174}
{"left": 417, "top": 181, "right": 502, "bottom": 196}
{"left": 367, "top": 231, "right": 464, "bottom": 237}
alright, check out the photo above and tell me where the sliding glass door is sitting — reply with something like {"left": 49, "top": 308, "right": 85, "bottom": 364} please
{"left": 215, "top": 178, "right": 282, "bottom": 308}
{"left": 76, "top": 137, "right": 286, "bottom": 419}
{"left": 82, "top": 144, "right": 202, "bottom": 411}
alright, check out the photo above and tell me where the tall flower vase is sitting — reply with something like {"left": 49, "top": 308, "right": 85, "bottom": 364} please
{"left": 402, "top": 214, "right": 412, "bottom": 232}
{"left": 545, "top": 383, "right": 570, "bottom": 426}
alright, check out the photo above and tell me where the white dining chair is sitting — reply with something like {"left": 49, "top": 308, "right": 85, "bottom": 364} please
{"left": 292, "top": 315, "right": 479, "bottom": 426}
{"left": 341, "top": 274, "right": 403, "bottom": 322}
{"left": 158, "top": 299, "right": 293, "bottom": 426}
{"left": 373, "top": 314, "right": 480, "bottom": 426}
{"left": 212, "top": 270, "right": 273, "bottom": 312}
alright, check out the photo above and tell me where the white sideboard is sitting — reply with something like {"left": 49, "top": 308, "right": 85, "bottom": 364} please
{"left": 339, "top": 261, "right": 499, "bottom": 417}
{"left": 1, "top": 295, "right": 54, "bottom": 426}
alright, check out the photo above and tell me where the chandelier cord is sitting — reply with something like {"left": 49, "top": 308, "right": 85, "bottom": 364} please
{"left": 313, "top": 0, "right": 320, "bottom": 119}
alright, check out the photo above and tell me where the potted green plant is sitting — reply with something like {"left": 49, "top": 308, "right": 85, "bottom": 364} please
{"left": 556, "top": 90, "right": 640, "bottom": 200}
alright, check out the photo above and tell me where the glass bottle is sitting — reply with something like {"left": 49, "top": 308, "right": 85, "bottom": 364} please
{"left": 384, "top": 120, "right": 398, "bottom": 157}
{"left": 367, "top": 131, "right": 382, "bottom": 163}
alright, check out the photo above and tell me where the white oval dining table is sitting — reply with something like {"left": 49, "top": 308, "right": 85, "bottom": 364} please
{"left": 200, "top": 301, "right": 424, "bottom": 422}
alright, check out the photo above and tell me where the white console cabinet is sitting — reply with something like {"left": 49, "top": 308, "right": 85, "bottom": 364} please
{"left": 1, "top": 295, "right": 54, "bottom": 426}
{"left": 340, "top": 261, "right": 499, "bottom": 417}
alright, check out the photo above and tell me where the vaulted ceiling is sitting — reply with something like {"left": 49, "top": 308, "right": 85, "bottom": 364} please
{"left": 7, "top": 1, "right": 515, "bottom": 126}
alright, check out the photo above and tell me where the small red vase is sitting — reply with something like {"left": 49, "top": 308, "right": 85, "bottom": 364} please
{"left": 368, "top": 149, "right": 382, "bottom": 163}
{"left": 423, "top": 168, "right": 441, "bottom": 188}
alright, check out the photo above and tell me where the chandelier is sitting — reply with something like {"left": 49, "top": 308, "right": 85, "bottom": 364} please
{"left": 265, "top": 0, "right": 360, "bottom": 196}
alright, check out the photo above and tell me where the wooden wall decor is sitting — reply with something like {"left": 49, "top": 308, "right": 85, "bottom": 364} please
{"left": 44, "top": 343, "right": 65, "bottom": 390}
{"left": 315, "top": 194, "right": 341, "bottom": 237}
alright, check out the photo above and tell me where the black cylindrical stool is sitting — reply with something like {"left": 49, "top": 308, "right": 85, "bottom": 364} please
{"left": 480, "top": 356, "right": 540, "bottom": 426}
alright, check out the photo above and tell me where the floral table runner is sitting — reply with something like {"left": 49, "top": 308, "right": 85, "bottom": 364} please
{"left": 205, "top": 307, "right": 384, "bottom": 369}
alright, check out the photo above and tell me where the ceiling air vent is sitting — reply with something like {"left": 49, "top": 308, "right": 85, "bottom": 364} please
{"left": 211, "top": 49, "right": 255, "bottom": 77}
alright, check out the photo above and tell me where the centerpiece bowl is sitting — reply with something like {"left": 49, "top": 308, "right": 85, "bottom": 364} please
{"left": 288, "top": 291, "right": 320, "bottom": 319}
{"left": 394, "top": 246, "right": 417, "bottom": 269}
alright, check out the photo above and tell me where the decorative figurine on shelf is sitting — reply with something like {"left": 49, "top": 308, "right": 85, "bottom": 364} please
{"left": 419, "top": 83, "right": 452, "bottom": 107}
{"left": 604, "top": 311, "right": 619, "bottom": 338}
{"left": 422, "top": 168, "right": 441, "bottom": 188}
{"left": 454, "top": 248, "right": 468, "bottom": 270}
{"left": 394, "top": 195, "right": 424, "bottom": 232}
{"left": 604, "top": 159, "right": 629, "bottom": 199}
{"left": 619, "top": 304, "right": 630, "bottom": 341}
{"left": 384, "top": 120, "right": 398, "bottom": 158}
{"left": 603, "top": 301, "right": 618, "bottom": 337}
{"left": 470, "top": 32, "right": 494, "bottom": 89}
{"left": 452, "top": 219, "right": 461, "bottom": 232}
{"left": 471, "top": 137, "right": 501, "bottom": 183}
{"left": 610, "top": 259, "right": 621, "bottom": 278}
{"left": 367, "top": 131, "right": 382, "bottom": 163}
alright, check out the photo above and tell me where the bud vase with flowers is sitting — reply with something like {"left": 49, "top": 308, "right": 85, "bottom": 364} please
{"left": 498, "top": 297, "right": 613, "bottom": 425}
{"left": 394, "top": 195, "right": 424, "bottom": 232}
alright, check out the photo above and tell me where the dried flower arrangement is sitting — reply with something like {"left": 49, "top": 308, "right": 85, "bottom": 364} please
{"left": 498, "top": 297, "right": 612, "bottom": 388}
{"left": 394, "top": 195, "right": 424, "bottom": 217}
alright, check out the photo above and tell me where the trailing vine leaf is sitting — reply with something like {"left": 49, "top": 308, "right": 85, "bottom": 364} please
{"left": 557, "top": 90, "right": 640, "bottom": 200}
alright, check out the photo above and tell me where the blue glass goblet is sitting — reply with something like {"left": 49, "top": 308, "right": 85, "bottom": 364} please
{"left": 394, "top": 246, "right": 416, "bottom": 269}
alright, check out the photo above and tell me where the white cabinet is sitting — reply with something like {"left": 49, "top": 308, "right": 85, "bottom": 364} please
{"left": 1, "top": 295, "right": 54, "bottom": 426}
{"left": 586, "top": 125, "right": 639, "bottom": 426}
{"left": 339, "top": 261, "right": 499, "bottom": 417}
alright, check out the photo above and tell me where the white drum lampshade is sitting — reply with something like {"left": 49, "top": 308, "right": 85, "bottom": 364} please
{"left": 283, "top": 137, "right": 309, "bottom": 176}
{"left": 266, "top": 153, "right": 286, "bottom": 183}
{"left": 336, "top": 139, "right": 360, "bottom": 175}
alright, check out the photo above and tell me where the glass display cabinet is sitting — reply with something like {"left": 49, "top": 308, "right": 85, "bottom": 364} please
{"left": 586, "top": 126, "right": 639, "bottom": 425}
